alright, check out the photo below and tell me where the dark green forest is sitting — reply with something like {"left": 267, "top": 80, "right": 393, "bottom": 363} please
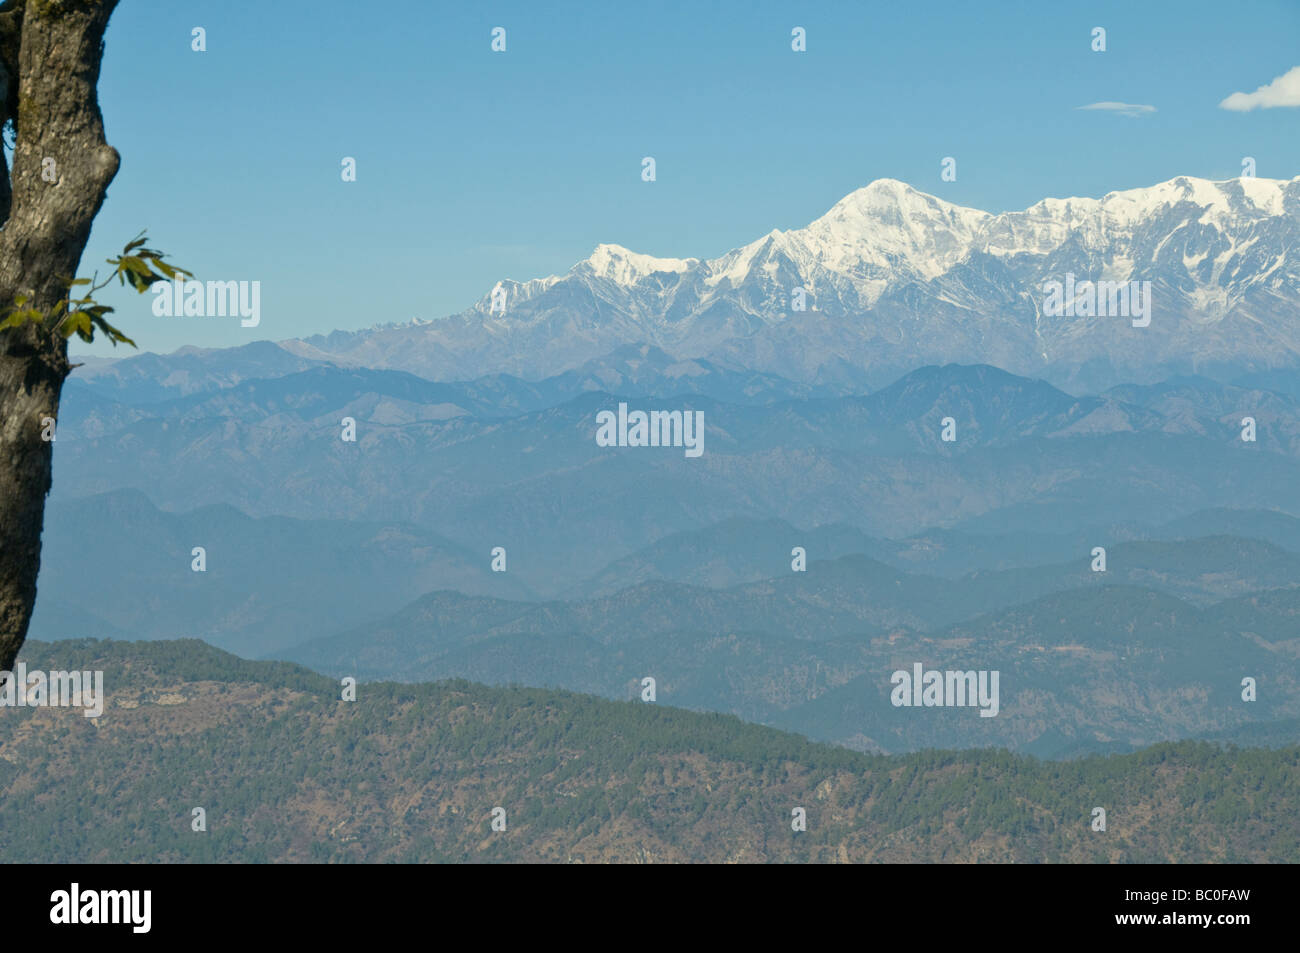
{"left": 1, "top": 639, "right": 1296, "bottom": 863}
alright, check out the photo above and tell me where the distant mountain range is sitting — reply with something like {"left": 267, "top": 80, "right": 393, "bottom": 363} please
{"left": 73, "top": 175, "right": 1300, "bottom": 396}
{"left": 30, "top": 489, "right": 533, "bottom": 658}
{"left": 49, "top": 362, "right": 1300, "bottom": 592}
{"left": 566, "top": 517, "right": 1300, "bottom": 598}
{"left": 33, "top": 482, "right": 1300, "bottom": 668}
{"left": 68, "top": 341, "right": 841, "bottom": 409}
{"left": 279, "top": 563, "right": 1300, "bottom": 756}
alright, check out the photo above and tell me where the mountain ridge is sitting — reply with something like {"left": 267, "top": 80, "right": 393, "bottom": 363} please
{"left": 282, "top": 174, "right": 1300, "bottom": 391}
{"left": 75, "top": 174, "right": 1300, "bottom": 395}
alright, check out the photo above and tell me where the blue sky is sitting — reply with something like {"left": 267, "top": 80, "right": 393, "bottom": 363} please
{"left": 70, "top": 0, "right": 1300, "bottom": 357}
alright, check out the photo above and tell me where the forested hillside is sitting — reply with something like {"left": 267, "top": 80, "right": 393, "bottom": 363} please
{"left": 1, "top": 639, "right": 1296, "bottom": 863}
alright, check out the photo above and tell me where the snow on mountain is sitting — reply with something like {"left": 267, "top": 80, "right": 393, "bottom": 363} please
{"left": 800, "top": 179, "right": 992, "bottom": 281}
{"left": 292, "top": 174, "right": 1300, "bottom": 391}
{"left": 579, "top": 244, "right": 697, "bottom": 285}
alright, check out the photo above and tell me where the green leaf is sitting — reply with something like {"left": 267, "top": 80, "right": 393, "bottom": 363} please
{"left": 60, "top": 311, "right": 92, "bottom": 339}
{"left": 89, "top": 313, "right": 136, "bottom": 348}
{"left": 121, "top": 256, "right": 152, "bottom": 278}
{"left": 2, "top": 307, "right": 43, "bottom": 328}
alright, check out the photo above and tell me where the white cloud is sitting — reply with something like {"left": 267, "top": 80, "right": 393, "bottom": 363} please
{"left": 1219, "top": 65, "right": 1300, "bottom": 111}
{"left": 1075, "top": 102, "right": 1157, "bottom": 118}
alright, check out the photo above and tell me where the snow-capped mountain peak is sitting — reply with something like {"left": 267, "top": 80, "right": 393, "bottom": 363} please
{"left": 298, "top": 173, "right": 1300, "bottom": 392}
{"left": 797, "top": 179, "right": 991, "bottom": 281}
{"left": 575, "top": 243, "right": 697, "bottom": 284}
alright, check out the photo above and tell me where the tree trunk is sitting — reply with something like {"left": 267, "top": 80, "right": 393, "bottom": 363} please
{"left": 0, "top": 324, "right": 65, "bottom": 670}
{"left": 0, "top": 0, "right": 120, "bottom": 671}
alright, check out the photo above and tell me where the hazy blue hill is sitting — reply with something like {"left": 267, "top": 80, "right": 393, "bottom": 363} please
{"left": 426, "top": 626, "right": 878, "bottom": 725}
{"left": 884, "top": 526, "right": 1103, "bottom": 576}
{"left": 274, "top": 590, "right": 548, "bottom": 678}
{"left": 26, "top": 601, "right": 132, "bottom": 642}
{"left": 944, "top": 430, "right": 1300, "bottom": 537}
{"left": 70, "top": 342, "right": 846, "bottom": 412}
{"left": 289, "top": 558, "right": 932, "bottom": 668}
{"left": 69, "top": 340, "right": 331, "bottom": 404}
{"left": 960, "top": 535, "right": 1300, "bottom": 608}
{"left": 31, "top": 489, "right": 535, "bottom": 658}
{"left": 1155, "top": 507, "right": 1300, "bottom": 552}
{"left": 777, "top": 585, "right": 1294, "bottom": 754}
{"left": 281, "top": 570, "right": 1300, "bottom": 756}
{"left": 150, "top": 365, "right": 503, "bottom": 421}
{"left": 1106, "top": 375, "right": 1300, "bottom": 418}
{"left": 1201, "top": 586, "right": 1300, "bottom": 643}
{"left": 58, "top": 379, "right": 152, "bottom": 438}
{"left": 857, "top": 363, "right": 1114, "bottom": 450}
{"left": 566, "top": 517, "right": 886, "bottom": 596}
{"left": 528, "top": 343, "right": 844, "bottom": 407}
{"left": 569, "top": 512, "right": 1300, "bottom": 597}
{"left": 1232, "top": 367, "right": 1300, "bottom": 400}
{"left": 286, "top": 536, "right": 1300, "bottom": 672}
{"left": 49, "top": 364, "right": 1300, "bottom": 593}
{"left": 1101, "top": 376, "right": 1300, "bottom": 455}
{"left": 37, "top": 478, "right": 1299, "bottom": 724}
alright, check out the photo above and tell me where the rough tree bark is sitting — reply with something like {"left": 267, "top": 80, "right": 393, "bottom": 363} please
{"left": 0, "top": 0, "right": 120, "bottom": 671}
